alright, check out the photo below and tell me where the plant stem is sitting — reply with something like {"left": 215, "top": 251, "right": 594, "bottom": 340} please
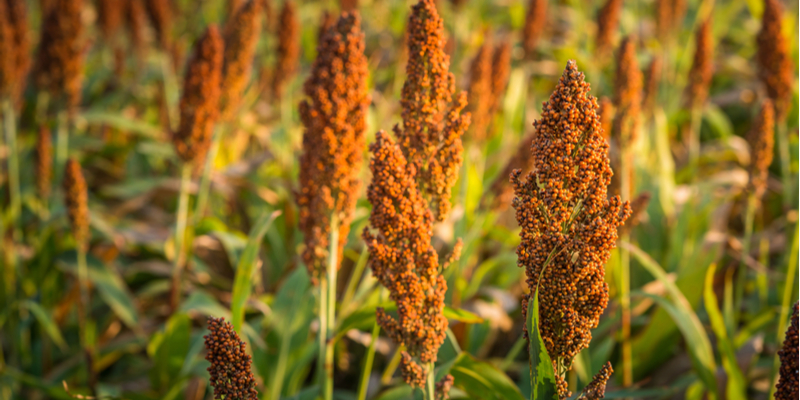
{"left": 170, "top": 163, "right": 192, "bottom": 312}
{"left": 269, "top": 327, "right": 292, "bottom": 400}
{"left": 357, "top": 309, "right": 381, "bottom": 400}
{"left": 76, "top": 247, "right": 96, "bottom": 394}
{"left": 619, "top": 147, "right": 632, "bottom": 387}
{"left": 734, "top": 194, "right": 757, "bottom": 320}
{"left": 775, "top": 121, "right": 793, "bottom": 210}
{"left": 340, "top": 246, "right": 368, "bottom": 318}
{"left": 769, "top": 222, "right": 798, "bottom": 399}
{"left": 687, "top": 106, "right": 702, "bottom": 174}
{"left": 425, "top": 362, "right": 436, "bottom": 400}
{"left": 55, "top": 109, "right": 69, "bottom": 186}
{"left": 3, "top": 99, "right": 20, "bottom": 245}
{"left": 194, "top": 124, "right": 225, "bottom": 225}
{"left": 323, "top": 216, "right": 340, "bottom": 400}
{"left": 317, "top": 275, "right": 329, "bottom": 398}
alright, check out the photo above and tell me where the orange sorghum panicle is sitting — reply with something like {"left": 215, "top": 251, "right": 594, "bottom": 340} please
{"left": 36, "top": 127, "right": 53, "bottom": 199}
{"left": 488, "top": 39, "right": 511, "bottom": 120}
{"left": 7, "top": 0, "right": 29, "bottom": 104}
{"left": 775, "top": 303, "right": 799, "bottom": 400}
{"left": 124, "top": 0, "right": 147, "bottom": 55}
{"left": 747, "top": 100, "right": 775, "bottom": 199}
{"left": 363, "top": 131, "right": 453, "bottom": 389}
{"left": 685, "top": 19, "right": 712, "bottom": 109}
{"left": 63, "top": 159, "right": 90, "bottom": 252}
{"left": 466, "top": 39, "right": 493, "bottom": 142}
{"left": 487, "top": 131, "right": 536, "bottom": 211}
{"left": 298, "top": 11, "right": 369, "bottom": 283}
{"left": 0, "top": 0, "right": 14, "bottom": 98}
{"left": 756, "top": 0, "right": 793, "bottom": 120}
{"left": 395, "top": 0, "right": 470, "bottom": 221}
{"left": 340, "top": 0, "right": 358, "bottom": 11}
{"left": 612, "top": 36, "right": 642, "bottom": 144}
{"left": 581, "top": 362, "right": 614, "bottom": 399}
{"left": 595, "top": 0, "right": 622, "bottom": 56}
{"left": 227, "top": 0, "right": 243, "bottom": 18}
{"left": 598, "top": 96, "right": 614, "bottom": 142}
{"left": 522, "top": 0, "right": 547, "bottom": 57}
{"left": 221, "top": 0, "right": 263, "bottom": 120}
{"left": 655, "top": 0, "right": 672, "bottom": 41}
{"left": 33, "top": 0, "right": 85, "bottom": 110}
{"left": 172, "top": 26, "right": 224, "bottom": 166}
{"left": 671, "top": 0, "right": 686, "bottom": 29}
{"left": 204, "top": 317, "right": 258, "bottom": 400}
{"left": 643, "top": 55, "right": 661, "bottom": 114}
{"left": 512, "top": 60, "right": 631, "bottom": 399}
{"left": 272, "top": 0, "right": 299, "bottom": 100}
{"left": 144, "top": 0, "right": 172, "bottom": 50}
{"left": 97, "top": 0, "right": 123, "bottom": 39}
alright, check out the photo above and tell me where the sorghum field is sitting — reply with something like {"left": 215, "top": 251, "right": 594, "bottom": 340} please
{"left": 0, "top": 0, "right": 798, "bottom": 399}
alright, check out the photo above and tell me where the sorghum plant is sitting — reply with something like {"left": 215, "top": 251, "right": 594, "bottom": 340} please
{"left": 204, "top": 317, "right": 258, "bottom": 400}
{"left": 598, "top": 96, "right": 613, "bottom": 142}
{"left": 272, "top": 0, "right": 299, "bottom": 100}
{"left": 124, "top": 0, "right": 147, "bottom": 57}
{"left": 97, "top": 0, "right": 123, "bottom": 40}
{"left": 610, "top": 36, "right": 642, "bottom": 200}
{"left": 394, "top": 0, "right": 470, "bottom": 222}
{"left": 685, "top": 19, "right": 712, "bottom": 110}
{"left": 36, "top": 127, "right": 53, "bottom": 201}
{"left": 756, "top": 0, "right": 792, "bottom": 121}
{"left": 747, "top": 100, "right": 775, "bottom": 200}
{"left": 643, "top": 55, "right": 661, "bottom": 114}
{"left": 220, "top": 0, "right": 263, "bottom": 121}
{"left": 144, "top": 0, "right": 173, "bottom": 50}
{"left": 488, "top": 39, "right": 511, "bottom": 121}
{"left": 579, "top": 362, "right": 613, "bottom": 399}
{"left": 655, "top": 0, "right": 671, "bottom": 41}
{"left": 6, "top": 0, "right": 28, "bottom": 106}
{"left": 522, "top": 0, "right": 547, "bottom": 57}
{"left": 466, "top": 40, "right": 492, "bottom": 142}
{"left": 595, "top": 0, "right": 621, "bottom": 57}
{"left": 512, "top": 60, "right": 631, "bottom": 399}
{"left": 33, "top": 0, "right": 85, "bottom": 111}
{"left": 775, "top": 303, "right": 799, "bottom": 400}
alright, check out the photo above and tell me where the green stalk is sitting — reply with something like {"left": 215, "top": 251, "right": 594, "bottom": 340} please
{"left": 619, "top": 148, "right": 632, "bottom": 387}
{"left": 776, "top": 122, "right": 793, "bottom": 210}
{"left": 357, "top": 306, "right": 382, "bottom": 400}
{"left": 76, "top": 247, "right": 96, "bottom": 394}
{"left": 194, "top": 124, "right": 225, "bottom": 224}
{"left": 55, "top": 109, "right": 69, "bottom": 185}
{"left": 734, "top": 194, "right": 757, "bottom": 320}
{"left": 317, "top": 276, "right": 329, "bottom": 397}
{"left": 3, "top": 99, "right": 20, "bottom": 244}
{"left": 269, "top": 327, "right": 292, "bottom": 400}
{"left": 340, "top": 247, "right": 369, "bottom": 316}
{"left": 425, "top": 362, "right": 436, "bottom": 400}
{"left": 323, "top": 216, "right": 340, "bottom": 400}
{"left": 687, "top": 106, "right": 702, "bottom": 174}
{"left": 170, "top": 163, "right": 193, "bottom": 311}
{"left": 769, "top": 223, "right": 798, "bottom": 399}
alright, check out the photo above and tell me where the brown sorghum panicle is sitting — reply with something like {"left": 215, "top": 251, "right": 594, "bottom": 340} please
{"left": 144, "top": 0, "right": 172, "bottom": 50}
{"left": 124, "top": 0, "right": 147, "bottom": 55}
{"left": 340, "top": 0, "right": 358, "bottom": 11}
{"left": 395, "top": 0, "right": 470, "bottom": 221}
{"left": 272, "top": 0, "right": 299, "bottom": 100}
{"left": 227, "top": 0, "right": 243, "bottom": 18}
{"left": 0, "top": 0, "right": 14, "bottom": 98}
{"left": 598, "top": 96, "right": 613, "bottom": 142}
{"left": 612, "top": 36, "right": 642, "bottom": 144}
{"left": 512, "top": 61, "right": 631, "bottom": 399}
{"left": 363, "top": 131, "right": 454, "bottom": 388}
{"left": 522, "top": 0, "right": 547, "bottom": 57}
{"left": 580, "top": 362, "right": 614, "bottom": 399}
{"left": 172, "top": 26, "right": 223, "bottom": 166}
{"left": 747, "top": 100, "right": 775, "bottom": 199}
{"left": 595, "top": 0, "right": 622, "bottom": 56}
{"left": 756, "top": 0, "right": 793, "bottom": 120}
{"left": 36, "top": 127, "right": 53, "bottom": 199}
{"left": 655, "top": 0, "right": 671, "bottom": 41}
{"left": 466, "top": 40, "right": 493, "bottom": 142}
{"left": 317, "top": 11, "right": 334, "bottom": 42}
{"left": 97, "top": 0, "right": 123, "bottom": 39}
{"left": 671, "top": 0, "right": 686, "bottom": 31}
{"left": 776, "top": 303, "right": 799, "bottom": 400}
{"left": 7, "top": 0, "right": 29, "bottom": 104}
{"left": 33, "top": 0, "right": 85, "bottom": 110}
{"left": 298, "top": 11, "right": 368, "bottom": 283}
{"left": 643, "top": 55, "right": 661, "bottom": 114}
{"left": 685, "top": 19, "right": 712, "bottom": 109}
{"left": 204, "top": 317, "right": 258, "bottom": 400}
{"left": 221, "top": 0, "right": 262, "bottom": 120}
{"left": 488, "top": 39, "right": 511, "bottom": 120}
{"left": 64, "top": 159, "right": 89, "bottom": 252}
{"left": 487, "top": 131, "right": 536, "bottom": 211}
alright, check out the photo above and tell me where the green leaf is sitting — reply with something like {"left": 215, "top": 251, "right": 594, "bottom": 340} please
{"left": 703, "top": 264, "right": 747, "bottom": 400}
{"left": 79, "top": 110, "right": 162, "bottom": 139}
{"left": 231, "top": 210, "right": 281, "bottom": 332}
{"left": 19, "top": 300, "right": 66, "bottom": 350}
{"left": 450, "top": 353, "right": 525, "bottom": 400}
{"left": 526, "top": 295, "right": 558, "bottom": 400}
{"left": 444, "top": 305, "right": 483, "bottom": 324}
{"left": 149, "top": 313, "right": 191, "bottom": 393}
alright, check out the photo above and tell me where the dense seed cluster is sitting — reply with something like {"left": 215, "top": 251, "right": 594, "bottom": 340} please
{"left": 363, "top": 131, "right": 456, "bottom": 390}
{"left": 611, "top": 36, "right": 642, "bottom": 145}
{"left": 522, "top": 0, "right": 547, "bottom": 57}
{"left": 6, "top": 0, "right": 29, "bottom": 104}
{"left": 204, "top": 317, "right": 258, "bottom": 400}
{"left": 746, "top": 100, "right": 775, "bottom": 199}
{"left": 395, "top": 0, "right": 470, "bottom": 221}
{"left": 298, "top": 12, "right": 369, "bottom": 283}
{"left": 598, "top": 97, "right": 613, "bottom": 142}
{"left": 643, "top": 56, "right": 661, "bottom": 113}
{"left": 776, "top": 303, "right": 799, "bottom": 400}
{"left": 595, "top": 0, "right": 621, "bottom": 56}
{"left": 487, "top": 131, "right": 537, "bottom": 210}
{"left": 144, "top": 0, "right": 172, "bottom": 50}
{"left": 36, "top": 127, "right": 53, "bottom": 199}
{"left": 220, "top": 0, "right": 263, "bottom": 120}
{"left": 489, "top": 39, "right": 511, "bottom": 121}
{"left": 512, "top": 61, "right": 630, "bottom": 399}
{"left": 0, "top": 0, "right": 14, "bottom": 98}
{"left": 580, "top": 362, "right": 613, "bottom": 399}
{"left": 64, "top": 159, "right": 90, "bottom": 252}
{"left": 756, "top": 0, "right": 793, "bottom": 120}
{"left": 466, "top": 41, "right": 492, "bottom": 142}
{"left": 272, "top": 0, "right": 299, "bottom": 99}
{"left": 172, "top": 26, "right": 224, "bottom": 166}
{"left": 685, "top": 19, "right": 712, "bottom": 109}
{"left": 33, "top": 0, "right": 85, "bottom": 110}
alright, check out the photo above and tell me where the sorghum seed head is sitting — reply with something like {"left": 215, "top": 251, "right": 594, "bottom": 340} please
{"left": 775, "top": 303, "right": 799, "bottom": 400}
{"left": 0, "top": 0, "right": 15, "bottom": 98}
{"left": 598, "top": 96, "right": 613, "bottom": 142}
{"left": 96, "top": 0, "right": 123, "bottom": 39}
{"left": 595, "top": 0, "right": 622, "bottom": 56}
{"left": 487, "top": 131, "right": 537, "bottom": 211}
{"left": 364, "top": 131, "right": 450, "bottom": 387}
{"left": 435, "top": 374, "right": 455, "bottom": 400}
{"left": 36, "top": 127, "right": 53, "bottom": 200}
{"left": 227, "top": 0, "right": 243, "bottom": 18}
{"left": 513, "top": 61, "right": 630, "bottom": 399}
{"left": 33, "top": 0, "right": 85, "bottom": 111}
{"left": 144, "top": 0, "right": 173, "bottom": 50}
{"left": 220, "top": 0, "right": 263, "bottom": 120}
{"left": 655, "top": 0, "right": 672, "bottom": 41}
{"left": 124, "top": 0, "right": 147, "bottom": 55}
{"left": 7, "top": 0, "right": 30, "bottom": 104}
{"left": 488, "top": 38, "right": 511, "bottom": 121}
{"left": 643, "top": 55, "right": 662, "bottom": 113}
{"left": 756, "top": 0, "right": 793, "bottom": 120}
{"left": 271, "top": 0, "right": 299, "bottom": 100}
{"left": 204, "top": 317, "right": 258, "bottom": 400}
{"left": 396, "top": 0, "right": 470, "bottom": 221}
{"left": 466, "top": 39, "right": 493, "bottom": 142}
{"left": 522, "top": 0, "right": 547, "bottom": 57}
{"left": 747, "top": 99, "right": 775, "bottom": 199}
{"left": 298, "top": 11, "right": 369, "bottom": 283}
{"left": 685, "top": 19, "right": 713, "bottom": 109}
{"left": 340, "top": 0, "right": 358, "bottom": 12}
{"left": 63, "top": 159, "right": 90, "bottom": 252}
{"left": 172, "top": 25, "right": 224, "bottom": 166}
{"left": 611, "top": 36, "right": 642, "bottom": 145}
{"left": 671, "top": 0, "right": 686, "bottom": 31}
{"left": 580, "top": 362, "right": 614, "bottom": 399}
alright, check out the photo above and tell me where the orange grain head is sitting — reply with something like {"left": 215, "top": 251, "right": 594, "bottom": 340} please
{"left": 611, "top": 36, "right": 642, "bottom": 145}
{"left": 522, "top": 0, "right": 547, "bottom": 56}
{"left": 580, "top": 362, "right": 614, "bottom": 400}
{"left": 643, "top": 55, "right": 662, "bottom": 113}
{"left": 271, "top": 0, "right": 299, "bottom": 100}
{"left": 757, "top": 0, "right": 793, "bottom": 120}
{"left": 63, "top": 159, "right": 89, "bottom": 252}
{"left": 33, "top": 0, "right": 85, "bottom": 111}
{"left": 36, "top": 127, "right": 53, "bottom": 200}
{"left": 747, "top": 99, "right": 775, "bottom": 199}
{"left": 204, "top": 317, "right": 258, "bottom": 400}
{"left": 685, "top": 19, "right": 713, "bottom": 109}
{"left": 220, "top": 0, "right": 263, "bottom": 120}
{"left": 6, "top": 0, "right": 29, "bottom": 104}
{"left": 595, "top": 0, "right": 622, "bottom": 56}
{"left": 144, "top": 0, "right": 173, "bottom": 50}
{"left": 466, "top": 39, "right": 493, "bottom": 142}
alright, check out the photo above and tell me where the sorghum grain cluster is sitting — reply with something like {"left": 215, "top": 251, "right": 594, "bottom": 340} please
{"left": 272, "top": 0, "right": 299, "bottom": 99}
{"left": 204, "top": 317, "right": 258, "bottom": 400}
{"left": 33, "top": 0, "right": 85, "bottom": 110}
{"left": 595, "top": 0, "right": 621, "bottom": 56}
{"left": 522, "top": 0, "right": 547, "bottom": 57}
{"left": 221, "top": 0, "right": 263, "bottom": 120}
{"left": 580, "top": 362, "right": 613, "bottom": 399}
{"left": 63, "top": 159, "right": 89, "bottom": 251}
{"left": 756, "top": 0, "right": 793, "bottom": 120}
{"left": 747, "top": 100, "right": 775, "bottom": 199}
{"left": 775, "top": 303, "right": 798, "bottom": 400}
{"left": 685, "top": 19, "right": 712, "bottom": 109}
{"left": 36, "top": 127, "right": 52, "bottom": 199}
